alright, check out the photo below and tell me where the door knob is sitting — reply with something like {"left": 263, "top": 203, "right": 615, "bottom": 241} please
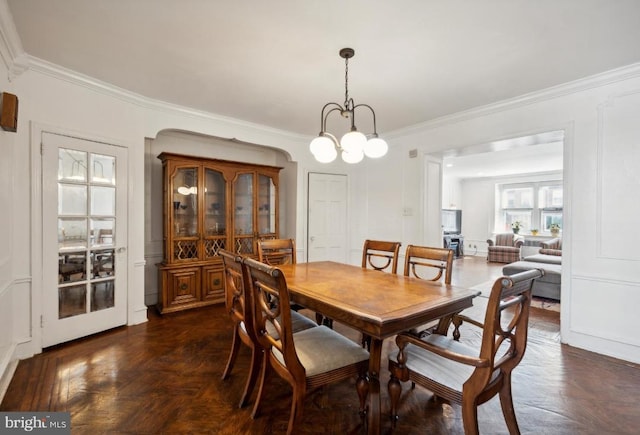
{"left": 117, "top": 247, "right": 126, "bottom": 253}
{"left": 310, "top": 236, "right": 315, "bottom": 242}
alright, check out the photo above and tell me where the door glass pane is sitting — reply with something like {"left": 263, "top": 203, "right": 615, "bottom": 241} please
{"left": 58, "top": 149, "right": 87, "bottom": 182}
{"left": 91, "top": 186, "right": 115, "bottom": 215}
{"left": 57, "top": 148, "right": 118, "bottom": 319}
{"left": 258, "top": 174, "right": 276, "bottom": 235}
{"left": 173, "top": 167, "right": 198, "bottom": 237}
{"left": 58, "top": 218, "right": 88, "bottom": 250}
{"left": 234, "top": 173, "right": 253, "bottom": 254}
{"left": 91, "top": 218, "right": 115, "bottom": 247}
{"left": 205, "top": 169, "right": 226, "bottom": 236}
{"left": 58, "top": 184, "right": 87, "bottom": 215}
{"left": 58, "top": 251, "right": 87, "bottom": 283}
{"left": 59, "top": 284, "right": 87, "bottom": 319}
{"left": 91, "top": 154, "right": 115, "bottom": 185}
{"left": 91, "top": 249, "right": 115, "bottom": 278}
{"left": 91, "top": 281, "right": 114, "bottom": 312}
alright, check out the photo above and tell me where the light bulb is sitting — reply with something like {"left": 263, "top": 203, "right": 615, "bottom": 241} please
{"left": 315, "top": 144, "right": 338, "bottom": 163}
{"left": 340, "top": 130, "right": 367, "bottom": 154}
{"left": 341, "top": 148, "right": 364, "bottom": 164}
{"left": 310, "top": 135, "right": 333, "bottom": 156}
{"left": 364, "top": 137, "right": 388, "bottom": 158}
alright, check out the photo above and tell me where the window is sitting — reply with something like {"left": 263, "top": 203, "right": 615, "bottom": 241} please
{"left": 496, "top": 181, "right": 562, "bottom": 235}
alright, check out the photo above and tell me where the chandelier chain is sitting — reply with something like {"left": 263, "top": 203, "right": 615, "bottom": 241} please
{"left": 344, "top": 55, "right": 349, "bottom": 107}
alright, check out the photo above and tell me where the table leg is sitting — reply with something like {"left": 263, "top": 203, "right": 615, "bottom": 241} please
{"left": 367, "top": 337, "right": 383, "bottom": 434}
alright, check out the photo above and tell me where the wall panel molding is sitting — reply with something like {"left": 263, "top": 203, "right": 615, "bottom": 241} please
{"left": 596, "top": 90, "right": 640, "bottom": 261}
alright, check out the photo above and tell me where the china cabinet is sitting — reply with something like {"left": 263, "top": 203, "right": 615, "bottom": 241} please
{"left": 157, "top": 152, "right": 281, "bottom": 314}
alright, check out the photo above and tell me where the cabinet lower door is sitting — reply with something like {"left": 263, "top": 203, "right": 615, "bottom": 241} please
{"left": 160, "top": 266, "right": 202, "bottom": 313}
{"left": 202, "top": 266, "right": 224, "bottom": 303}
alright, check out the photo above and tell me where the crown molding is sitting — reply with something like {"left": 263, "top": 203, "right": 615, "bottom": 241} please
{"left": 26, "top": 55, "right": 308, "bottom": 141}
{"left": 387, "top": 62, "right": 640, "bottom": 138}
{"left": 0, "top": 0, "right": 28, "bottom": 81}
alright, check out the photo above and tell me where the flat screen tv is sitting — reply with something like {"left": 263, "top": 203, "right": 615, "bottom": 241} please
{"left": 442, "top": 209, "right": 462, "bottom": 235}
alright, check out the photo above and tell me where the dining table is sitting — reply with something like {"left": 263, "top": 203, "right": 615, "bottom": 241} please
{"left": 277, "top": 261, "right": 481, "bottom": 435}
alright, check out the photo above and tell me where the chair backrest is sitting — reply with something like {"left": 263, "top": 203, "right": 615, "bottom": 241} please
{"left": 471, "top": 269, "right": 543, "bottom": 378}
{"left": 403, "top": 245, "right": 454, "bottom": 284}
{"left": 257, "top": 238, "right": 297, "bottom": 266}
{"left": 243, "top": 257, "right": 305, "bottom": 379}
{"left": 362, "top": 239, "right": 401, "bottom": 273}
{"left": 494, "top": 233, "right": 516, "bottom": 246}
{"left": 220, "top": 249, "right": 255, "bottom": 338}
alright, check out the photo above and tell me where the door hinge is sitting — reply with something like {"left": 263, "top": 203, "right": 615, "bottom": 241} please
{"left": 40, "top": 142, "right": 44, "bottom": 155}
{"left": 40, "top": 315, "right": 44, "bottom": 328}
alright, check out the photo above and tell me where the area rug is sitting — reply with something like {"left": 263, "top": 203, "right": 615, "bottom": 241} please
{"left": 469, "top": 279, "right": 560, "bottom": 312}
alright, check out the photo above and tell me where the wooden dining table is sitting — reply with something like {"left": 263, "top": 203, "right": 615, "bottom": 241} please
{"left": 277, "top": 261, "right": 480, "bottom": 435}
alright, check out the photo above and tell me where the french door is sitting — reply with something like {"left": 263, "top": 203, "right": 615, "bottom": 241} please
{"left": 41, "top": 132, "right": 128, "bottom": 347}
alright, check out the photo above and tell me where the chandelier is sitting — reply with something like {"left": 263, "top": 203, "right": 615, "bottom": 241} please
{"left": 309, "top": 48, "right": 388, "bottom": 164}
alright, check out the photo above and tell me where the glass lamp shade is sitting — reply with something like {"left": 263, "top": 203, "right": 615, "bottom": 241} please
{"left": 340, "top": 130, "right": 367, "bottom": 154}
{"left": 341, "top": 148, "right": 364, "bottom": 164}
{"left": 310, "top": 136, "right": 338, "bottom": 163}
{"left": 364, "top": 137, "right": 388, "bottom": 158}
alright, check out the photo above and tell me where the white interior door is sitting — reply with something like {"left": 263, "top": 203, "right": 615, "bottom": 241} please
{"left": 307, "top": 173, "right": 347, "bottom": 262}
{"left": 41, "top": 132, "right": 128, "bottom": 347}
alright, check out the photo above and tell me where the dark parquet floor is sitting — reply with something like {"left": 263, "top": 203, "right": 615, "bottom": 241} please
{"left": 2, "top": 256, "right": 640, "bottom": 434}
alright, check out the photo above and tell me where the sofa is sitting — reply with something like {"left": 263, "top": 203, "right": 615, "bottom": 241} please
{"left": 486, "top": 233, "right": 524, "bottom": 263}
{"left": 502, "top": 238, "right": 562, "bottom": 300}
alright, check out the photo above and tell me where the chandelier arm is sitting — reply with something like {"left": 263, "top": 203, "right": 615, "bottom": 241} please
{"left": 320, "top": 102, "right": 345, "bottom": 132}
{"left": 353, "top": 103, "right": 379, "bottom": 135}
{"left": 320, "top": 131, "right": 340, "bottom": 149}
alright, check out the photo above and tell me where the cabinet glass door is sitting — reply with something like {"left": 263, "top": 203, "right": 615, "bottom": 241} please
{"left": 257, "top": 174, "right": 277, "bottom": 237}
{"left": 172, "top": 167, "right": 199, "bottom": 261}
{"left": 234, "top": 172, "right": 254, "bottom": 254}
{"left": 204, "top": 168, "right": 226, "bottom": 258}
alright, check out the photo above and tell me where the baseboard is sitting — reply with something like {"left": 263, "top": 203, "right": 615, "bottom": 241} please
{"left": 0, "top": 342, "right": 18, "bottom": 404}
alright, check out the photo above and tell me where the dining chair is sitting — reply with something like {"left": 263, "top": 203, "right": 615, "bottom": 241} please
{"left": 355, "top": 239, "right": 401, "bottom": 347}
{"left": 257, "top": 238, "right": 305, "bottom": 312}
{"left": 243, "top": 257, "right": 370, "bottom": 435}
{"left": 257, "top": 238, "right": 297, "bottom": 266}
{"left": 361, "top": 239, "right": 402, "bottom": 273}
{"left": 220, "top": 249, "right": 315, "bottom": 408}
{"left": 388, "top": 268, "right": 544, "bottom": 435}
{"left": 404, "top": 244, "right": 454, "bottom": 283}
{"left": 403, "top": 244, "right": 455, "bottom": 338}
{"left": 220, "top": 249, "right": 260, "bottom": 408}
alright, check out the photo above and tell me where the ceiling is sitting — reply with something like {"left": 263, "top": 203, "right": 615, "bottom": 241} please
{"left": 442, "top": 130, "right": 564, "bottom": 179}
{"left": 6, "top": 0, "right": 640, "bottom": 140}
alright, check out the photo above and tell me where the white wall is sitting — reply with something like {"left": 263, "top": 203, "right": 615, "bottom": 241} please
{"left": 0, "top": 57, "right": 17, "bottom": 397}
{"left": 356, "top": 64, "right": 640, "bottom": 364}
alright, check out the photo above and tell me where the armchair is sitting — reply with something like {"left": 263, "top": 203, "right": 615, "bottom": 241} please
{"left": 388, "top": 269, "right": 544, "bottom": 434}
{"left": 486, "top": 233, "right": 524, "bottom": 263}
{"left": 539, "top": 237, "right": 562, "bottom": 256}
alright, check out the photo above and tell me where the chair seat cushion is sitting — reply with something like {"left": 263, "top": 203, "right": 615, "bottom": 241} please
{"left": 390, "top": 334, "right": 498, "bottom": 392}
{"left": 273, "top": 325, "right": 369, "bottom": 377}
